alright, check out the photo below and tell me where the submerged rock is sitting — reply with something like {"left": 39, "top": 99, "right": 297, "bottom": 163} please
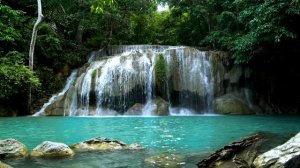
{"left": 144, "top": 153, "right": 185, "bottom": 168}
{"left": 0, "top": 139, "right": 28, "bottom": 159}
{"left": 197, "top": 134, "right": 263, "bottom": 168}
{"left": 0, "top": 161, "right": 12, "bottom": 168}
{"left": 214, "top": 94, "right": 255, "bottom": 115}
{"left": 129, "top": 143, "right": 143, "bottom": 150}
{"left": 31, "top": 141, "right": 74, "bottom": 158}
{"left": 71, "top": 137, "right": 142, "bottom": 152}
{"left": 253, "top": 132, "right": 300, "bottom": 168}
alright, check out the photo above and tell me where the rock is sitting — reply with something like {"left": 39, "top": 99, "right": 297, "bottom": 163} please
{"left": 0, "top": 161, "right": 13, "bottom": 168}
{"left": 151, "top": 97, "right": 169, "bottom": 116}
{"left": 197, "top": 134, "right": 264, "bottom": 168}
{"left": 209, "top": 51, "right": 228, "bottom": 97}
{"left": 129, "top": 143, "right": 143, "bottom": 150}
{"left": 284, "top": 154, "right": 300, "bottom": 168}
{"left": 71, "top": 137, "right": 141, "bottom": 152}
{"left": 31, "top": 141, "right": 74, "bottom": 158}
{"left": 145, "top": 153, "right": 185, "bottom": 168}
{"left": 214, "top": 94, "right": 255, "bottom": 115}
{"left": 0, "top": 139, "right": 28, "bottom": 159}
{"left": 225, "top": 66, "right": 243, "bottom": 84}
{"left": 44, "top": 95, "right": 65, "bottom": 116}
{"left": 124, "top": 103, "right": 144, "bottom": 116}
{"left": 253, "top": 132, "right": 300, "bottom": 168}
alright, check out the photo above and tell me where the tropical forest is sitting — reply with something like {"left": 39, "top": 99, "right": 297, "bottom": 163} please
{"left": 1, "top": 0, "right": 300, "bottom": 167}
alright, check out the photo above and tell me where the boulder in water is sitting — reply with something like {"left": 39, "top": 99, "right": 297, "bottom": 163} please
{"left": 144, "top": 153, "right": 185, "bottom": 168}
{"left": 253, "top": 132, "right": 300, "bottom": 168}
{"left": 213, "top": 94, "right": 255, "bottom": 115}
{"left": 71, "top": 137, "right": 142, "bottom": 152}
{"left": 30, "top": 141, "right": 74, "bottom": 158}
{"left": 197, "top": 134, "right": 263, "bottom": 168}
{"left": 151, "top": 97, "right": 169, "bottom": 116}
{"left": 285, "top": 154, "right": 300, "bottom": 168}
{"left": 129, "top": 143, "right": 143, "bottom": 150}
{"left": 0, "top": 139, "right": 28, "bottom": 159}
{"left": 0, "top": 161, "right": 12, "bottom": 168}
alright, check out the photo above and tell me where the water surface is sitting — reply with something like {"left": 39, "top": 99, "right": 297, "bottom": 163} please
{"left": 1, "top": 115, "right": 300, "bottom": 167}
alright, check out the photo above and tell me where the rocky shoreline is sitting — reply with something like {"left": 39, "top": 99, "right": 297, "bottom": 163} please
{"left": 1, "top": 133, "right": 300, "bottom": 168}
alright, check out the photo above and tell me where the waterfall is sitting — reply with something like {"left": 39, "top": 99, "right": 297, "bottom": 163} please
{"left": 165, "top": 47, "right": 214, "bottom": 115}
{"left": 33, "top": 70, "right": 78, "bottom": 116}
{"left": 37, "top": 45, "right": 215, "bottom": 116}
{"left": 142, "top": 53, "right": 156, "bottom": 116}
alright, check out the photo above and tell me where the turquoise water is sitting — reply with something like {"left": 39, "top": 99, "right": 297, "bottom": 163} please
{"left": 1, "top": 115, "right": 300, "bottom": 167}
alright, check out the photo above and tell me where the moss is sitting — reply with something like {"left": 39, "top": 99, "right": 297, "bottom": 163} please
{"left": 154, "top": 53, "right": 167, "bottom": 87}
{"left": 210, "top": 52, "right": 222, "bottom": 76}
{"left": 92, "top": 70, "right": 97, "bottom": 79}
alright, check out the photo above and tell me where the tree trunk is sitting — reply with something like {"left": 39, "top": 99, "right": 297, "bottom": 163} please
{"left": 75, "top": 19, "right": 83, "bottom": 44}
{"left": 28, "top": 0, "right": 43, "bottom": 113}
{"left": 29, "top": 0, "right": 43, "bottom": 70}
{"left": 75, "top": 0, "right": 84, "bottom": 44}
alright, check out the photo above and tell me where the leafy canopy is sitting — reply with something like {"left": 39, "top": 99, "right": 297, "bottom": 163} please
{"left": 0, "top": 1, "right": 40, "bottom": 101}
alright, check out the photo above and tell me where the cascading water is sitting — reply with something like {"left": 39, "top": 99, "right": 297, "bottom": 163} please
{"left": 142, "top": 53, "right": 156, "bottom": 116}
{"left": 164, "top": 47, "right": 214, "bottom": 115}
{"left": 35, "top": 45, "right": 215, "bottom": 116}
{"left": 33, "top": 70, "right": 78, "bottom": 116}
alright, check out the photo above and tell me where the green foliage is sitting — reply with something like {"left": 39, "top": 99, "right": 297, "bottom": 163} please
{"left": 229, "top": 0, "right": 298, "bottom": 63}
{"left": 0, "top": 2, "right": 23, "bottom": 42}
{"left": 89, "top": 0, "right": 159, "bottom": 45}
{"left": 1, "top": 0, "right": 299, "bottom": 114}
{"left": 0, "top": 52, "right": 40, "bottom": 101}
{"left": 91, "top": 0, "right": 116, "bottom": 14}
{"left": 92, "top": 70, "right": 97, "bottom": 79}
{"left": 162, "top": 0, "right": 300, "bottom": 63}
{"left": 154, "top": 53, "right": 167, "bottom": 87}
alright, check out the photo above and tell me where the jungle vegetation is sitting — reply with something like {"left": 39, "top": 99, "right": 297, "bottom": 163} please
{"left": 0, "top": 0, "right": 299, "bottom": 115}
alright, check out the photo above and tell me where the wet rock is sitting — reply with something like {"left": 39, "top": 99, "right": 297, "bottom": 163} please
{"left": 71, "top": 137, "right": 142, "bottom": 152}
{"left": 0, "top": 161, "right": 12, "bottom": 168}
{"left": 285, "top": 154, "right": 300, "bottom": 168}
{"left": 31, "top": 141, "right": 74, "bottom": 158}
{"left": 151, "top": 97, "right": 169, "bottom": 116}
{"left": 197, "top": 134, "right": 264, "bottom": 168}
{"left": 0, "top": 139, "right": 28, "bottom": 159}
{"left": 209, "top": 51, "right": 227, "bottom": 97}
{"left": 129, "top": 143, "right": 143, "bottom": 150}
{"left": 124, "top": 103, "right": 144, "bottom": 116}
{"left": 253, "top": 132, "right": 300, "bottom": 168}
{"left": 214, "top": 94, "right": 255, "bottom": 115}
{"left": 145, "top": 153, "right": 185, "bottom": 168}
{"left": 44, "top": 95, "right": 65, "bottom": 116}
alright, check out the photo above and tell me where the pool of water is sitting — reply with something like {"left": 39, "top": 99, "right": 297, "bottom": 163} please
{"left": 1, "top": 115, "right": 300, "bottom": 167}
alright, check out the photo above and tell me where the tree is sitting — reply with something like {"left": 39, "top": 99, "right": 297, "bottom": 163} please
{"left": 158, "top": 0, "right": 300, "bottom": 63}
{"left": 29, "top": 0, "right": 43, "bottom": 70}
{"left": 0, "top": 1, "right": 40, "bottom": 115}
{"left": 0, "top": 52, "right": 40, "bottom": 101}
{"left": 27, "top": 0, "right": 43, "bottom": 112}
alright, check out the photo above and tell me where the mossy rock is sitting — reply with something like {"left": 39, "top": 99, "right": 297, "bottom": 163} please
{"left": 0, "top": 139, "right": 28, "bottom": 159}
{"left": 154, "top": 53, "right": 167, "bottom": 88}
{"left": 214, "top": 94, "right": 255, "bottom": 115}
{"left": 30, "top": 141, "right": 74, "bottom": 158}
{"left": 0, "top": 161, "right": 13, "bottom": 168}
{"left": 144, "top": 153, "right": 185, "bottom": 168}
{"left": 71, "top": 137, "right": 129, "bottom": 152}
